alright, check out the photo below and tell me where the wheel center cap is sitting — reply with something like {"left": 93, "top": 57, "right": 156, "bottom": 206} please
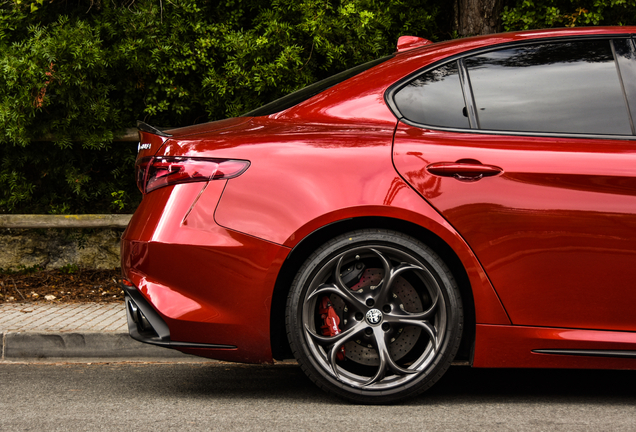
{"left": 366, "top": 308, "right": 383, "bottom": 325}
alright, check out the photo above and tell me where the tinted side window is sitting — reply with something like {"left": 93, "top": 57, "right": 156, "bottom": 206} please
{"left": 613, "top": 38, "right": 636, "bottom": 130}
{"left": 394, "top": 61, "right": 469, "bottom": 129}
{"left": 465, "top": 40, "right": 632, "bottom": 135}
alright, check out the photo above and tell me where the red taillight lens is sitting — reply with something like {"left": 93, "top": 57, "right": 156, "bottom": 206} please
{"left": 136, "top": 157, "right": 250, "bottom": 194}
{"left": 136, "top": 157, "right": 152, "bottom": 193}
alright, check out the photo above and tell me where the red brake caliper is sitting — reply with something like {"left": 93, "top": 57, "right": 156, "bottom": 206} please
{"left": 319, "top": 297, "right": 346, "bottom": 361}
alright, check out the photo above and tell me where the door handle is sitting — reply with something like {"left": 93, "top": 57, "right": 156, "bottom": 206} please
{"left": 426, "top": 160, "right": 503, "bottom": 182}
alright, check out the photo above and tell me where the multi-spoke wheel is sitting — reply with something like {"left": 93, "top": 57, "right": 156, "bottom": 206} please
{"left": 286, "top": 230, "right": 463, "bottom": 404}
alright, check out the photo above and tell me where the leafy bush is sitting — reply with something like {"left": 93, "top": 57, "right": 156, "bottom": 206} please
{"left": 0, "top": 0, "right": 448, "bottom": 214}
{"left": 503, "top": 0, "right": 636, "bottom": 31}
{"left": 5, "top": 0, "right": 633, "bottom": 214}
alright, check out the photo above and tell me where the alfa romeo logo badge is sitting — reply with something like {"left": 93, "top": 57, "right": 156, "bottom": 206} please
{"left": 366, "top": 308, "right": 383, "bottom": 325}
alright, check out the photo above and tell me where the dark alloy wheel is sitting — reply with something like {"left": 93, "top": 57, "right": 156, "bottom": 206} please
{"left": 286, "top": 230, "right": 463, "bottom": 404}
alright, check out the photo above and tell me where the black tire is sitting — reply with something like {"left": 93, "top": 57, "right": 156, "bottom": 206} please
{"left": 285, "top": 229, "right": 463, "bottom": 404}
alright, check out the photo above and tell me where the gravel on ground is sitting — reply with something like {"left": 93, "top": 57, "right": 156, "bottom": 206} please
{"left": 0, "top": 268, "right": 122, "bottom": 304}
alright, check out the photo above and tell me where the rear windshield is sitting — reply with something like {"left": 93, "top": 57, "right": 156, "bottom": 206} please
{"left": 243, "top": 55, "right": 395, "bottom": 117}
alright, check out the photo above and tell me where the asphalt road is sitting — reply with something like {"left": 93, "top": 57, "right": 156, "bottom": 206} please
{"left": 1, "top": 361, "right": 636, "bottom": 431}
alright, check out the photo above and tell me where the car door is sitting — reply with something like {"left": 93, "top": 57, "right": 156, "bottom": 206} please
{"left": 391, "top": 37, "right": 636, "bottom": 332}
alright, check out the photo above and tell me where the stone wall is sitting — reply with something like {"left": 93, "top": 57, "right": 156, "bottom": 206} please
{"left": 0, "top": 228, "right": 124, "bottom": 271}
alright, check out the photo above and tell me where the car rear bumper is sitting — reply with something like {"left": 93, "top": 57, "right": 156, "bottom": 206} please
{"left": 122, "top": 282, "right": 237, "bottom": 350}
{"left": 121, "top": 181, "right": 290, "bottom": 363}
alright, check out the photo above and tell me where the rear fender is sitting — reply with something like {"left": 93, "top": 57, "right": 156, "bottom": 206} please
{"left": 280, "top": 179, "right": 510, "bottom": 326}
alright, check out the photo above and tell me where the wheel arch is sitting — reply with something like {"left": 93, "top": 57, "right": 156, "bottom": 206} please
{"left": 270, "top": 216, "right": 476, "bottom": 362}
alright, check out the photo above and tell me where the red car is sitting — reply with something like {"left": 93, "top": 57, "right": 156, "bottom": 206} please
{"left": 122, "top": 26, "right": 636, "bottom": 403}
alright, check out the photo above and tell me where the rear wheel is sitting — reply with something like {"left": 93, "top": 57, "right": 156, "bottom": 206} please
{"left": 286, "top": 229, "right": 463, "bottom": 404}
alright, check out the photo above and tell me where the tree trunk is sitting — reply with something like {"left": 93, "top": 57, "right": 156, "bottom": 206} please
{"left": 456, "top": 0, "right": 504, "bottom": 36}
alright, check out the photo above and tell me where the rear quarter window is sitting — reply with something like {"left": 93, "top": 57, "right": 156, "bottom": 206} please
{"left": 393, "top": 61, "right": 469, "bottom": 129}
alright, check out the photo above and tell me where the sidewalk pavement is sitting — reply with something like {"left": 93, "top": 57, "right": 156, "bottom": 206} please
{"left": 0, "top": 302, "right": 197, "bottom": 361}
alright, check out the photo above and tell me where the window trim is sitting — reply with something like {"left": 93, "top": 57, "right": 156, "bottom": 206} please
{"left": 385, "top": 34, "right": 636, "bottom": 141}
{"left": 612, "top": 38, "right": 636, "bottom": 135}
{"left": 457, "top": 58, "right": 480, "bottom": 129}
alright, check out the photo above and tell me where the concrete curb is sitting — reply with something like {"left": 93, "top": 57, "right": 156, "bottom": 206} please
{"left": 1, "top": 331, "right": 195, "bottom": 360}
{"left": 0, "top": 213, "right": 132, "bottom": 229}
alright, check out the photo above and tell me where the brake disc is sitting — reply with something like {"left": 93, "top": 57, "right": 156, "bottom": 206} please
{"left": 330, "top": 268, "right": 424, "bottom": 366}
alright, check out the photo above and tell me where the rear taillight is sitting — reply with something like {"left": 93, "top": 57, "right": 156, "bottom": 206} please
{"left": 136, "top": 157, "right": 152, "bottom": 193}
{"left": 135, "top": 157, "right": 250, "bottom": 194}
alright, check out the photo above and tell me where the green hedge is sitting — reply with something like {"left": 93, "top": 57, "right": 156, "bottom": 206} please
{"left": 1, "top": 0, "right": 634, "bottom": 214}
{"left": 502, "top": 0, "right": 636, "bottom": 30}
{"left": 0, "top": 0, "right": 450, "bottom": 214}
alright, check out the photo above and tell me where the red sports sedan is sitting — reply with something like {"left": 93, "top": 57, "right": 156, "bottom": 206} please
{"left": 121, "top": 26, "right": 636, "bottom": 403}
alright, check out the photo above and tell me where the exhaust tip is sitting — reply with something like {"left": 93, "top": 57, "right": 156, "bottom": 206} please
{"left": 126, "top": 298, "right": 157, "bottom": 336}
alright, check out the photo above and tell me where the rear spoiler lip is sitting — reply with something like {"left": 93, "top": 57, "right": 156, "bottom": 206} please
{"left": 136, "top": 120, "right": 173, "bottom": 137}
